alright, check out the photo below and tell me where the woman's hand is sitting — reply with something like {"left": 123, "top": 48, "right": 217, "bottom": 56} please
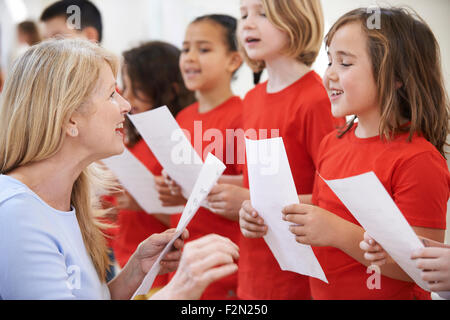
{"left": 239, "top": 200, "right": 267, "bottom": 238}
{"left": 154, "top": 171, "right": 187, "bottom": 207}
{"left": 108, "top": 229, "right": 189, "bottom": 300}
{"left": 282, "top": 203, "right": 345, "bottom": 247}
{"left": 207, "top": 184, "right": 249, "bottom": 221}
{"left": 411, "top": 238, "right": 450, "bottom": 292}
{"left": 135, "top": 228, "right": 189, "bottom": 276}
{"left": 151, "top": 234, "right": 239, "bottom": 300}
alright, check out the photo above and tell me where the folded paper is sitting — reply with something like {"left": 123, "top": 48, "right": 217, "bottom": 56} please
{"left": 128, "top": 106, "right": 203, "bottom": 199}
{"left": 245, "top": 137, "right": 327, "bottom": 283}
{"left": 131, "top": 153, "right": 226, "bottom": 299}
{"left": 102, "top": 148, "right": 184, "bottom": 214}
{"left": 321, "top": 171, "right": 429, "bottom": 291}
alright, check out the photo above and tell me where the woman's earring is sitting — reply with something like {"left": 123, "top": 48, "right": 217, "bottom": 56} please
{"left": 71, "top": 128, "right": 78, "bottom": 137}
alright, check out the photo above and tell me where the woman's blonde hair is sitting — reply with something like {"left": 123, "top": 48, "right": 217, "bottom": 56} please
{"left": 239, "top": 0, "right": 324, "bottom": 72}
{"left": 326, "top": 7, "right": 449, "bottom": 158}
{"left": 0, "top": 38, "right": 119, "bottom": 281}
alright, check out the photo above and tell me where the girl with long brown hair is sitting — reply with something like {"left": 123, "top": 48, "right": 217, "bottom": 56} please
{"left": 277, "top": 7, "right": 449, "bottom": 299}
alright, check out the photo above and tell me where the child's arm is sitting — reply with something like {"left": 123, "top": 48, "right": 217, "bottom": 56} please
{"left": 282, "top": 204, "right": 445, "bottom": 282}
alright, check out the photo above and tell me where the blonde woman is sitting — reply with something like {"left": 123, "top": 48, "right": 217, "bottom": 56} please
{"left": 0, "top": 39, "right": 239, "bottom": 300}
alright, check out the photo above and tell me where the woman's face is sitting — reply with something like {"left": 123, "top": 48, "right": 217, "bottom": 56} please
{"left": 71, "top": 62, "right": 131, "bottom": 160}
{"left": 121, "top": 66, "right": 154, "bottom": 115}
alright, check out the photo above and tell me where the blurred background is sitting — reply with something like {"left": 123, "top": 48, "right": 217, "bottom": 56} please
{"left": 1, "top": 0, "right": 449, "bottom": 96}
{"left": 0, "top": 0, "right": 449, "bottom": 242}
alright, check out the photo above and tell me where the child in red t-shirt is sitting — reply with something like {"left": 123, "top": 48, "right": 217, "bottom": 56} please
{"left": 111, "top": 41, "right": 194, "bottom": 296}
{"left": 275, "top": 8, "right": 449, "bottom": 299}
{"left": 219, "top": 0, "right": 340, "bottom": 300}
{"left": 155, "top": 14, "right": 244, "bottom": 300}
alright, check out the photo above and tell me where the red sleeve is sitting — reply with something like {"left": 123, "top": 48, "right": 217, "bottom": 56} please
{"left": 392, "top": 151, "right": 449, "bottom": 229}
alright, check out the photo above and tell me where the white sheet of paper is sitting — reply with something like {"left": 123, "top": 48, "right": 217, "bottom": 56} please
{"left": 101, "top": 148, "right": 184, "bottom": 214}
{"left": 131, "top": 153, "right": 226, "bottom": 299}
{"left": 321, "top": 171, "right": 429, "bottom": 291}
{"left": 245, "top": 137, "right": 328, "bottom": 283}
{"left": 127, "top": 106, "right": 203, "bottom": 198}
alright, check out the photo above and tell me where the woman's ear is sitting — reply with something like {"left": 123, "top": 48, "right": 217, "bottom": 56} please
{"left": 66, "top": 113, "right": 81, "bottom": 137}
{"left": 227, "top": 52, "right": 244, "bottom": 74}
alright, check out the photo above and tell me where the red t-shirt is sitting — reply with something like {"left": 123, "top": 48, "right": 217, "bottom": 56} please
{"left": 112, "top": 138, "right": 169, "bottom": 288}
{"left": 310, "top": 124, "right": 449, "bottom": 299}
{"left": 239, "top": 71, "right": 338, "bottom": 299}
{"left": 170, "top": 96, "right": 243, "bottom": 300}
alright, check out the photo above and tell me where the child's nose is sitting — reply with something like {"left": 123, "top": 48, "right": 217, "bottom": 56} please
{"left": 185, "top": 49, "right": 197, "bottom": 61}
{"left": 325, "top": 65, "right": 338, "bottom": 82}
{"left": 241, "top": 14, "right": 257, "bottom": 29}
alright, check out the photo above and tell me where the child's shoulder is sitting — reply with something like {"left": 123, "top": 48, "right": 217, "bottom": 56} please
{"left": 221, "top": 95, "right": 244, "bottom": 110}
{"left": 383, "top": 133, "right": 447, "bottom": 166}
{"left": 205, "top": 96, "right": 244, "bottom": 121}
{"left": 243, "top": 71, "right": 328, "bottom": 104}
{"left": 295, "top": 71, "right": 329, "bottom": 103}
{"left": 320, "top": 126, "right": 446, "bottom": 161}
{"left": 243, "top": 81, "right": 268, "bottom": 101}
{"left": 175, "top": 101, "right": 199, "bottom": 120}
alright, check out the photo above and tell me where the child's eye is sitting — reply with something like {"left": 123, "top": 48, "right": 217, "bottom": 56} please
{"left": 341, "top": 63, "right": 353, "bottom": 67}
{"left": 110, "top": 91, "right": 116, "bottom": 99}
{"left": 241, "top": 14, "right": 248, "bottom": 19}
{"left": 199, "top": 48, "right": 211, "bottom": 53}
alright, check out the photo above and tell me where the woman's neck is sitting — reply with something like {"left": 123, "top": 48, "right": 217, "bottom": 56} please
{"left": 196, "top": 82, "right": 234, "bottom": 114}
{"left": 8, "top": 145, "right": 89, "bottom": 212}
{"left": 265, "top": 56, "right": 311, "bottom": 93}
